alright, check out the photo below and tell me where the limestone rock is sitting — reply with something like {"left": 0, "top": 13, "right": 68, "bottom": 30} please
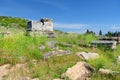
{"left": 27, "top": 18, "right": 53, "bottom": 32}
{"left": 98, "top": 68, "right": 113, "bottom": 74}
{"left": 39, "top": 45, "right": 45, "bottom": 50}
{"left": 76, "top": 52, "right": 99, "bottom": 60}
{"left": 43, "top": 52, "right": 53, "bottom": 59}
{"left": 117, "top": 56, "right": 120, "bottom": 63}
{"left": 52, "top": 50, "right": 72, "bottom": 56}
{"left": 46, "top": 41, "right": 58, "bottom": 49}
{"left": 17, "top": 76, "right": 32, "bottom": 80}
{"left": 61, "top": 62, "right": 94, "bottom": 80}
{"left": 0, "top": 63, "right": 29, "bottom": 80}
{"left": 98, "top": 68, "right": 120, "bottom": 75}
{"left": 0, "top": 64, "right": 10, "bottom": 80}
{"left": 43, "top": 49, "right": 72, "bottom": 59}
{"left": 32, "top": 78, "right": 39, "bottom": 80}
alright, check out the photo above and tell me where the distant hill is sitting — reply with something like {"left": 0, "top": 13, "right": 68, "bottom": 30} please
{"left": 0, "top": 16, "right": 28, "bottom": 29}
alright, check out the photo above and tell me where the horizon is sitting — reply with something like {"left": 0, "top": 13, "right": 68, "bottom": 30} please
{"left": 0, "top": 0, "right": 120, "bottom": 34}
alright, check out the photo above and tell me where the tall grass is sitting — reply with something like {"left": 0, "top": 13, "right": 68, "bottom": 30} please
{"left": 0, "top": 35, "right": 48, "bottom": 65}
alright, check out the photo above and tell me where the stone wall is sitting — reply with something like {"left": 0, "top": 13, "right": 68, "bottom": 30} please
{"left": 26, "top": 18, "right": 54, "bottom": 37}
{"left": 27, "top": 18, "right": 53, "bottom": 31}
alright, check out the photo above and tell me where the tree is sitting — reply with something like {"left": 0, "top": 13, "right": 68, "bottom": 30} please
{"left": 85, "top": 29, "right": 95, "bottom": 35}
{"left": 99, "top": 30, "right": 102, "bottom": 36}
{"left": 105, "top": 31, "right": 112, "bottom": 37}
{"left": 86, "top": 29, "right": 89, "bottom": 34}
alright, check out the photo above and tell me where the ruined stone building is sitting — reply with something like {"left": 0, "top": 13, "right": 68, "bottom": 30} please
{"left": 26, "top": 18, "right": 54, "bottom": 37}
{"left": 91, "top": 40, "right": 117, "bottom": 49}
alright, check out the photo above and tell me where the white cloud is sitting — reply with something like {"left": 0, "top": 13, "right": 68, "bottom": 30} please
{"left": 53, "top": 23, "right": 120, "bottom": 34}
{"left": 54, "top": 22, "right": 88, "bottom": 29}
{"left": 53, "top": 22, "right": 89, "bottom": 33}
{"left": 110, "top": 25, "right": 120, "bottom": 30}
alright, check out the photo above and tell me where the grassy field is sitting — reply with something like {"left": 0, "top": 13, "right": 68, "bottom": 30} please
{"left": 0, "top": 16, "right": 120, "bottom": 80}
{"left": 0, "top": 31, "right": 120, "bottom": 80}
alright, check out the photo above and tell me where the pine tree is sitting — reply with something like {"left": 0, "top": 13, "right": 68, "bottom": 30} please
{"left": 99, "top": 30, "right": 102, "bottom": 36}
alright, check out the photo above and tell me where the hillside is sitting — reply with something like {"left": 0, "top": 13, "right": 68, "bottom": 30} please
{"left": 0, "top": 16, "right": 28, "bottom": 28}
{"left": 0, "top": 16, "right": 120, "bottom": 80}
{"left": 0, "top": 16, "right": 28, "bottom": 37}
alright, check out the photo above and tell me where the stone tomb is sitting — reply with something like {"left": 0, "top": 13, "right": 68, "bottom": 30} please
{"left": 26, "top": 18, "right": 54, "bottom": 37}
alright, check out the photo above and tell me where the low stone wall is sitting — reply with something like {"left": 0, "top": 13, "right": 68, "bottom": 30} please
{"left": 91, "top": 40, "right": 117, "bottom": 49}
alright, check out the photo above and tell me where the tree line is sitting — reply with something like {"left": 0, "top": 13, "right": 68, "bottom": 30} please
{"left": 85, "top": 29, "right": 120, "bottom": 37}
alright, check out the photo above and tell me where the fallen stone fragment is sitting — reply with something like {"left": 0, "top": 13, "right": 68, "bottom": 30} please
{"left": 39, "top": 45, "right": 45, "bottom": 50}
{"left": 98, "top": 68, "right": 120, "bottom": 75}
{"left": 43, "top": 49, "right": 72, "bottom": 59}
{"left": 61, "top": 62, "right": 94, "bottom": 80}
{"left": 76, "top": 52, "right": 99, "bottom": 60}
{"left": 46, "top": 41, "right": 58, "bottom": 49}
{"left": 117, "top": 56, "right": 120, "bottom": 63}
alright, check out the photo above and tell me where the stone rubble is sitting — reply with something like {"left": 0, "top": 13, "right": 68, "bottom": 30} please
{"left": 117, "top": 56, "right": 120, "bottom": 63}
{"left": 98, "top": 68, "right": 120, "bottom": 75}
{"left": 39, "top": 45, "right": 46, "bottom": 50}
{"left": 46, "top": 41, "right": 58, "bottom": 49}
{"left": 43, "top": 49, "right": 72, "bottom": 59}
{"left": 76, "top": 52, "right": 99, "bottom": 60}
{"left": 61, "top": 62, "right": 94, "bottom": 80}
{"left": 0, "top": 63, "right": 31, "bottom": 80}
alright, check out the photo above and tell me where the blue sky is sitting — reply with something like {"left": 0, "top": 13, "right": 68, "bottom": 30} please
{"left": 0, "top": 0, "right": 120, "bottom": 34}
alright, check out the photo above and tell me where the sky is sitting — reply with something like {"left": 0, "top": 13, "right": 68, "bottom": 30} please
{"left": 0, "top": 0, "right": 120, "bottom": 34}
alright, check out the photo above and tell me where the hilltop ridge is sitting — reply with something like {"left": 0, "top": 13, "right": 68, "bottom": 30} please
{"left": 0, "top": 16, "right": 28, "bottom": 28}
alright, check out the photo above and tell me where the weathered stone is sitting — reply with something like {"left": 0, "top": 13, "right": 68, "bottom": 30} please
{"left": 98, "top": 68, "right": 120, "bottom": 75}
{"left": 0, "top": 31, "right": 11, "bottom": 37}
{"left": 0, "top": 64, "right": 10, "bottom": 80}
{"left": 27, "top": 18, "right": 53, "bottom": 32}
{"left": 27, "top": 18, "right": 54, "bottom": 36}
{"left": 91, "top": 40, "right": 117, "bottom": 49}
{"left": 46, "top": 41, "right": 58, "bottom": 49}
{"left": 61, "top": 62, "right": 94, "bottom": 80}
{"left": 76, "top": 52, "right": 99, "bottom": 60}
{"left": 43, "top": 50, "right": 72, "bottom": 59}
{"left": 32, "top": 78, "right": 39, "bottom": 80}
{"left": 48, "top": 32, "right": 55, "bottom": 38}
{"left": 0, "top": 63, "right": 29, "bottom": 80}
{"left": 98, "top": 68, "right": 113, "bottom": 74}
{"left": 52, "top": 50, "right": 72, "bottom": 56}
{"left": 17, "top": 76, "right": 32, "bottom": 80}
{"left": 43, "top": 52, "right": 53, "bottom": 59}
{"left": 117, "top": 56, "right": 120, "bottom": 63}
{"left": 39, "top": 45, "right": 45, "bottom": 50}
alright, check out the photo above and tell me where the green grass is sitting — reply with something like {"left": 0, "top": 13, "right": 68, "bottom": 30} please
{"left": 0, "top": 35, "right": 49, "bottom": 65}
{"left": 0, "top": 29, "right": 120, "bottom": 79}
{"left": 0, "top": 16, "right": 28, "bottom": 28}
